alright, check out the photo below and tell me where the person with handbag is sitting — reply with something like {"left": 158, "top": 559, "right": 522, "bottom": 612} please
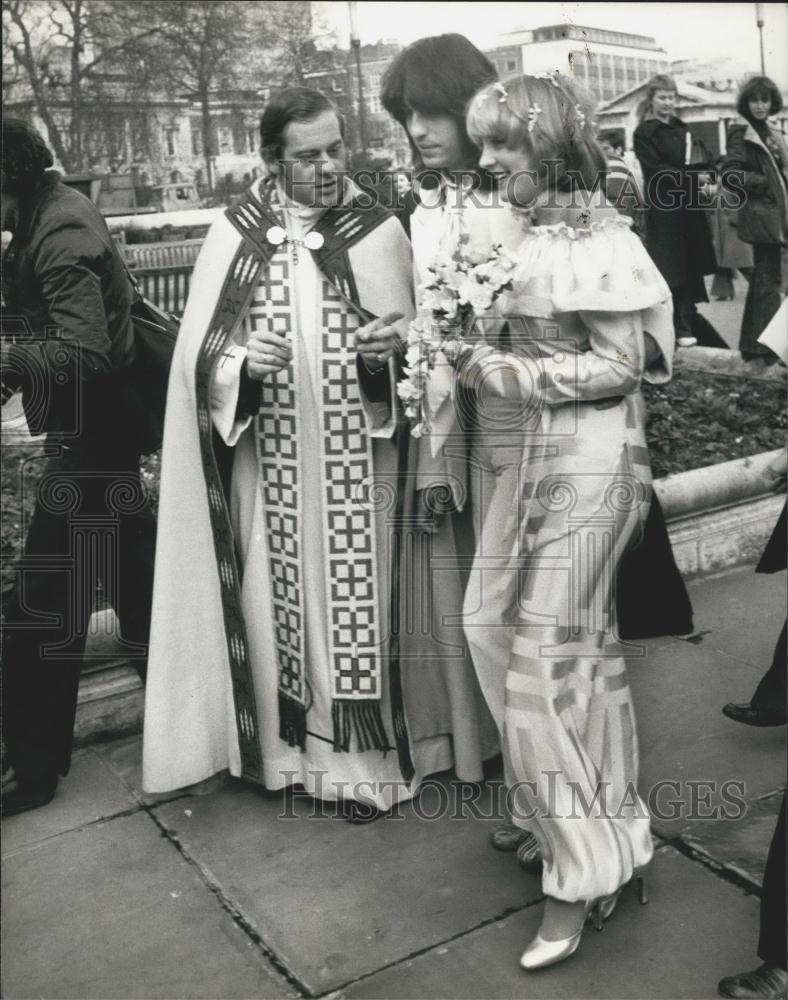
{"left": 1, "top": 119, "right": 156, "bottom": 817}
{"left": 721, "top": 76, "right": 788, "bottom": 361}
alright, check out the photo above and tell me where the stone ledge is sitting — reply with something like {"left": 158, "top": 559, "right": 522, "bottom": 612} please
{"left": 674, "top": 346, "right": 786, "bottom": 380}
{"left": 665, "top": 493, "right": 784, "bottom": 579}
{"left": 655, "top": 449, "right": 783, "bottom": 521}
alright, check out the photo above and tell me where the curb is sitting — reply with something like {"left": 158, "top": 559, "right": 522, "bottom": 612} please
{"left": 75, "top": 449, "right": 787, "bottom": 747}
{"left": 674, "top": 346, "right": 786, "bottom": 381}
{"left": 655, "top": 449, "right": 784, "bottom": 578}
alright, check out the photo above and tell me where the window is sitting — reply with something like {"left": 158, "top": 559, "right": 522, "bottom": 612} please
{"left": 368, "top": 94, "right": 382, "bottom": 114}
{"left": 217, "top": 126, "right": 233, "bottom": 154}
{"left": 163, "top": 127, "right": 179, "bottom": 157}
{"left": 506, "top": 59, "right": 517, "bottom": 72}
{"left": 368, "top": 72, "right": 381, "bottom": 88}
{"left": 191, "top": 128, "right": 203, "bottom": 157}
{"left": 571, "top": 49, "right": 588, "bottom": 68}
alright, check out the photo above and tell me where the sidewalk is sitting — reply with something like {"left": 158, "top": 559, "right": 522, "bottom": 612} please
{"left": 696, "top": 276, "right": 745, "bottom": 351}
{"left": 2, "top": 564, "right": 785, "bottom": 1000}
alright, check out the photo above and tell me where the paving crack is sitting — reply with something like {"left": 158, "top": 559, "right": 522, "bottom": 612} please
{"left": 311, "top": 896, "right": 545, "bottom": 999}
{"left": 314, "top": 840, "right": 757, "bottom": 999}
{"left": 1, "top": 802, "right": 148, "bottom": 859}
{"left": 142, "top": 804, "right": 312, "bottom": 998}
{"left": 659, "top": 833, "right": 763, "bottom": 896}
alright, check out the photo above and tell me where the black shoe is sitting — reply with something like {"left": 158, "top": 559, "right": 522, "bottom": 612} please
{"left": 1, "top": 776, "right": 58, "bottom": 818}
{"left": 722, "top": 703, "right": 786, "bottom": 728}
{"left": 718, "top": 964, "right": 788, "bottom": 998}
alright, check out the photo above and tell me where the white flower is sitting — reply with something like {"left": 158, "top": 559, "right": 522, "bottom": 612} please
{"left": 420, "top": 285, "right": 459, "bottom": 319}
{"left": 396, "top": 379, "right": 418, "bottom": 403}
{"left": 465, "top": 244, "right": 490, "bottom": 267}
{"left": 458, "top": 279, "right": 495, "bottom": 312}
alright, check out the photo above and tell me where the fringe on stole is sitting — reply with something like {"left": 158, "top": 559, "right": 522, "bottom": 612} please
{"left": 279, "top": 692, "right": 308, "bottom": 749}
{"left": 388, "top": 664, "right": 416, "bottom": 783}
{"left": 331, "top": 700, "right": 391, "bottom": 754}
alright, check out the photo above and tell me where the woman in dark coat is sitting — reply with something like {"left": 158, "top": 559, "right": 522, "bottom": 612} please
{"left": 634, "top": 75, "right": 719, "bottom": 347}
{"left": 722, "top": 76, "right": 788, "bottom": 360}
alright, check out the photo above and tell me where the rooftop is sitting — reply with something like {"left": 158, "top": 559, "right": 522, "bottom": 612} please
{"left": 499, "top": 23, "right": 664, "bottom": 52}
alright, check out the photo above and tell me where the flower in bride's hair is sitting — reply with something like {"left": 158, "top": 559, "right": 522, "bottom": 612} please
{"left": 475, "top": 80, "right": 509, "bottom": 109}
{"left": 574, "top": 103, "right": 587, "bottom": 129}
{"left": 527, "top": 103, "right": 543, "bottom": 133}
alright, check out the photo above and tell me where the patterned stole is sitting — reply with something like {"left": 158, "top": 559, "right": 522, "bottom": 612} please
{"left": 194, "top": 181, "right": 414, "bottom": 782}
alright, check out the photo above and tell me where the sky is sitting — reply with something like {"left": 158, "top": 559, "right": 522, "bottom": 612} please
{"left": 313, "top": 1, "right": 788, "bottom": 88}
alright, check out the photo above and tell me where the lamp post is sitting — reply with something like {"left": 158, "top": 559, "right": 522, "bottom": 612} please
{"left": 348, "top": 1, "right": 367, "bottom": 154}
{"left": 755, "top": 2, "right": 766, "bottom": 74}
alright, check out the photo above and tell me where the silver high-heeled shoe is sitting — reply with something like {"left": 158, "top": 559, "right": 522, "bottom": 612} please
{"left": 586, "top": 873, "right": 649, "bottom": 929}
{"left": 519, "top": 923, "right": 584, "bottom": 970}
{"left": 521, "top": 876, "right": 649, "bottom": 971}
{"left": 520, "top": 901, "right": 592, "bottom": 971}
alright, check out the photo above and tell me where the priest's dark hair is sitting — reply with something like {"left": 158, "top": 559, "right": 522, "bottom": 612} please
{"left": 2, "top": 118, "right": 54, "bottom": 198}
{"left": 736, "top": 75, "right": 783, "bottom": 121}
{"left": 260, "top": 87, "right": 345, "bottom": 164}
{"left": 381, "top": 33, "right": 497, "bottom": 174}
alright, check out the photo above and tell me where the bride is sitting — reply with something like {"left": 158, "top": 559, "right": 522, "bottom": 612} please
{"left": 459, "top": 72, "right": 675, "bottom": 970}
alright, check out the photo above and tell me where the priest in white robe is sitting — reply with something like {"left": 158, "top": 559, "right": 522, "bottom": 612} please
{"left": 142, "top": 87, "right": 489, "bottom": 812}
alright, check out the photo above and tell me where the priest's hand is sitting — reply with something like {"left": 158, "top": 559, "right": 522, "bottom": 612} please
{"left": 246, "top": 332, "right": 292, "bottom": 380}
{"left": 355, "top": 311, "right": 404, "bottom": 370}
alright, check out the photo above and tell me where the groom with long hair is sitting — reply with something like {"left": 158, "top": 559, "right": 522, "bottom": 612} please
{"left": 380, "top": 32, "right": 695, "bottom": 869}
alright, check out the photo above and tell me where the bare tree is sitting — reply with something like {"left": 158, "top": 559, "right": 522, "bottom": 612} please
{"left": 2, "top": 0, "right": 161, "bottom": 172}
{"left": 255, "top": 1, "right": 319, "bottom": 86}
{"left": 138, "top": 0, "right": 255, "bottom": 192}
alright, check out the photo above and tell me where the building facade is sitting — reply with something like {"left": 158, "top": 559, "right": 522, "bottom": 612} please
{"left": 3, "top": 39, "right": 409, "bottom": 194}
{"left": 304, "top": 41, "right": 409, "bottom": 167}
{"left": 485, "top": 44, "right": 525, "bottom": 81}
{"left": 488, "top": 24, "right": 670, "bottom": 104}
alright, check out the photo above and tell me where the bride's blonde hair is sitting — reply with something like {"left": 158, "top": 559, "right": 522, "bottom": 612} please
{"left": 466, "top": 73, "right": 606, "bottom": 192}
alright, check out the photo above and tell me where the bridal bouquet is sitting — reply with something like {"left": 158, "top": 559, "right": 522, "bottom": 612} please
{"left": 397, "top": 240, "right": 518, "bottom": 436}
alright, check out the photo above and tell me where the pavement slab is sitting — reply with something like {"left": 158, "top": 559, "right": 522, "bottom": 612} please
{"left": 631, "top": 635, "right": 785, "bottom": 836}
{"left": 339, "top": 846, "right": 761, "bottom": 1000}
{"left": 2, "top": 564, "right": 784, "bottom": 1000}
{"left": 94, "top": 733, "right": 194, "bottom": 807}
{"left": 1, "top": 812, "right": 296, "bottom": 1000}
{"left": 1, "top": 747, "right": 137, "bottom": 857}
{"left": 680, "top": 788, "right": 785, "bottom": 887}
{"left": 152, "top": 775, "right": 544, "bottom": 996}
{"left": 629, "top": 567, "right": 786, "bottom": 852}
{"left": 682, "top": 564, "right": 783, "bottom": 638}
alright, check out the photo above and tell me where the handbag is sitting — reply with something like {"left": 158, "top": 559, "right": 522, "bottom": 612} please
{"left": 125, "top": 268, "right": 179, "bottom": 454}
